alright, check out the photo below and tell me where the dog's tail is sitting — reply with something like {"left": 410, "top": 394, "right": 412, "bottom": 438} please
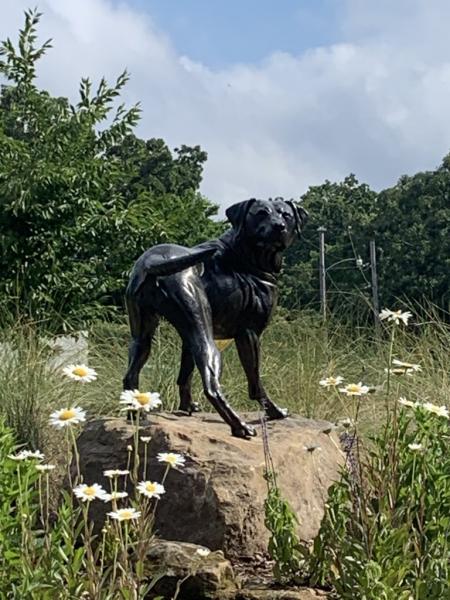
{"left": 127, "top": 246, "right": 217, "bottom": 295}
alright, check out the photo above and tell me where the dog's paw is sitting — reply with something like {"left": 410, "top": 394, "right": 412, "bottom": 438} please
{"left": 266, "top": 405, "right": 289, "bottom": 420}
{"left": 178, "top": 401, "right": 201, "bottom": 415}
{"left": 231, "top": 423, "right": 257, "bottom": 439}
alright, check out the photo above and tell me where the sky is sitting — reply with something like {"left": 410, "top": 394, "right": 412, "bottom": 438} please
{"left": 2, "top": 0, "right": 450, "bottom": 212}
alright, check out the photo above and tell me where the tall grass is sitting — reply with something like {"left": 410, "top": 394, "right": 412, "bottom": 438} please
{"left": 0, "top": 308, "right": 449, "bottom": 452}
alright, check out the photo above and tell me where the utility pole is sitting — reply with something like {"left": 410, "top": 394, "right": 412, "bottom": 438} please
{"left": 369, "top": 239, "right": 380, "bottom": 334}
{"left": 318, "top": 227, "right": 327, "bottom": 322}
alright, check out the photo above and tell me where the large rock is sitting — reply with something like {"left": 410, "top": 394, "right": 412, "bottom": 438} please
{"left": 145, "top": 540, "right": 236, "bottom": 599}
{"left": 76, "top": 412, "right": 343, "bottom": 559}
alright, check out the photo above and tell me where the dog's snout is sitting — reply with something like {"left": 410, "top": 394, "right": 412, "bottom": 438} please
{"left": 274, "top": 221, "right": 286, "bottom": 232}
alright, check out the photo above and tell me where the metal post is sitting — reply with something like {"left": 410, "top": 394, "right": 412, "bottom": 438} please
{"left": 369, "top": 239, "right": 380, "bottom": 333}
{"left": 318, "top": 227, "right": 327, "bottom": 322}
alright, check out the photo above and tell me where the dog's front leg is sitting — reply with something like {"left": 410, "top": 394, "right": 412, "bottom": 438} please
{"left": 235, "top": 329, "right": 288, "bottom": 420}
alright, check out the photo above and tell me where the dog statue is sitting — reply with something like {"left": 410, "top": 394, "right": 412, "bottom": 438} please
{"left": 123, "top": 197, "right": 308, "bottom": 438}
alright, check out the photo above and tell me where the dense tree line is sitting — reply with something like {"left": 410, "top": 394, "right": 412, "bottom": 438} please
{"left": 1, "top": 11, "right": 448, "bottom": 327}
{"left": 282, "top": 166, "right": 450, "bottom": 317}
{"left": 0, "top": 11, "right": 221, "bottom": 325}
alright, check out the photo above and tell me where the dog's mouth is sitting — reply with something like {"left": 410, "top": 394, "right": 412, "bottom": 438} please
{"left": 271, "top": 230, "right": 291, "bottom": 249}
{"left": 252, "top": 225, "right": 293, "bottom": 250}
{"left": 256, "top": 236, "right": 288, "bottom": 251}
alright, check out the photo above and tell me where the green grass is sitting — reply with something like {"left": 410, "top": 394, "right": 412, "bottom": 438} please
{"left": 0, "top": 308, "right": 449, "bottom": 455}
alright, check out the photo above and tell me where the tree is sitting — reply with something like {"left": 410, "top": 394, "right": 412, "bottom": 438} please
{"left": 375, "top": 158, "right": 450, "bottom": 312}
{"left": 0, "top": 10, "right": 220, "bottom": 326}
{"left": 281, "top": 175, "right": 378, "bottom": 315}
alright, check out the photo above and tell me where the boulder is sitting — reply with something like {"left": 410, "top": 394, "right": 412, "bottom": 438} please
{"left": 75, "top": 412, "right": 344, "bottom": 559}
{"left": 145, "top": 540, "right": 236, "bottom": 599}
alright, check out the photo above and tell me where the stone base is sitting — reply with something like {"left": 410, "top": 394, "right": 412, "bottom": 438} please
{"left": 76, "top": 411, "right": 343, "bottom": 560}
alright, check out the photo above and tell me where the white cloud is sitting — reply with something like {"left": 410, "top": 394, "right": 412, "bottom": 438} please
{"left": 2, "top": 0, "right": 450, "bottom": 213}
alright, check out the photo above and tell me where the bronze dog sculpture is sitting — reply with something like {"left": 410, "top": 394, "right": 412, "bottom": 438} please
{"left": 123, "top": 197, "right": 308, "bottom": 438}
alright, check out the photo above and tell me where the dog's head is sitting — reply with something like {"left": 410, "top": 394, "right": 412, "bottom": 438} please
{"left": 226, "top": 197, "right": 308, "bottom": 251}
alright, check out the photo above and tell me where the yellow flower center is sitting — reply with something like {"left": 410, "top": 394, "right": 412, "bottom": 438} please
{"left": 135, "top": 393, "right": 150, "bottom": 406}
{"left": 84, "top": 486, "right": 96, "bottom": 497}
{"left": 166, "top": 454, "right": 177, "bottom": 465}
{"left": 347, "top": 384, "right": 361, "bottom": 393}
{"left": 59, "top": 409, "right": 76, "bottom": 421}
{"left": 73, "top": 366, "right": 89, "bottom": 377}
{"left": 145, "top": 483, "right": 157, "bottom": 493}
{"left": 120, "top": 510, "right": 133, "bottom": 519}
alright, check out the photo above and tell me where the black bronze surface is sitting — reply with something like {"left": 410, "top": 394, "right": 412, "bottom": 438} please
{"left": 123, "top": 197, "right": 308, "bottom": 438}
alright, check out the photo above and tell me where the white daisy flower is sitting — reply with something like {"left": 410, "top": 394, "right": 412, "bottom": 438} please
{"left": 339, "top": 382, "right": 370, "bottom": 396}
{"left": 62, "top": 364, "right": 97, "bottom": 383}
{"left": 8, "top": 449, "right": 45, "bottom": 461}
{"left": 73, "top": 483, "right": 109, "bottom": 502}
{"left": 387, "top": 360, "right": 421, "bottom": 376}
{"left": 136, "top": 480, "right": 166, "bottom": 499}
{"left": 399, "top": 397, "right": 416, "bottom": 408}
{"left": 107, "top": 508, "right": 141, "bottom": 521}
{"left": 319, "top": 376, "right": 344, "bottom": 388}
{"left": 408, "top": 443, "right": 423, "bottom": 451}
{"left": 422, "top": 402, "right": 449, "bottom": 419}
{"left": 392, "top": 359, "right": 421, "bottom": 372}
{"left": 140, "top": 436, "right": 151, "bottom": 443}
{"left": 379, "top": 309, "right": 412, "bottom": 326}
{"left": 157, "top": 452, "right": 186, "bottom": 468}
{"left": 385, "top": 367, "right": 410, "bottom": 376}
{"left": 36, "top": 464, "right": 56, "bottom": 472}
{"left": 120, "top": 390, "right": 162, "bottom": 412}
{"left": 103, "top": 491, "right": 128, "bottom": 502}
{"left": 196, "top": 548, "right": 211, "bottom": 557}
{"left": 103, "top": 469, "right": 130, "bottom": 478}
{"left": 49, "top": 407, "right": 86, "bottom": 428}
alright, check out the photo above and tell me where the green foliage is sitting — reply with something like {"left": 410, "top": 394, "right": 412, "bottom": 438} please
{"left": 0, "top": 10, "right": 220, "bottom": 327}
{"left": 375, "top": 157, "right": 450, "bottom": 312}
{"left": 0, "top": 416, "right": 166, "bottom": 598}
{"left": 282, "top": 164, "right": 450, "bottom": 316}
{"left": 306, "top": 404, "right": 450, "bottom": 599}
{"left": 301, "top": 310, "right": 450, "bottom": 600}
{"left": 264, "top": 472, "right": 305, "bottom": 582}
{"left": 0, "top": 421, "right": 37, "bottom": 591}
{"left": 282, "top": 175, "right": 377, "bottom": 316}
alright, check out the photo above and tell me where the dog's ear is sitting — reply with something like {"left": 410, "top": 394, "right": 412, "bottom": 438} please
{"left": 226, "top": 199, "right": 256, "bottom": 233}
{"left": 286, "top": 200, "right": 309, "bottom": 237}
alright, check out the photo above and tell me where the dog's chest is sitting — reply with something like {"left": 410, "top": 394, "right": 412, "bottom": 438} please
{"left": 205, "top": 270, "right": 277, "bottom": 335}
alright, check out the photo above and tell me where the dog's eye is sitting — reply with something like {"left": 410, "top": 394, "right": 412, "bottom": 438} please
{"left": 282, "top": 211, "right": 293, "bottom": 220}
{"left": 256, "top": 208, "right": 270, "bottom": 217}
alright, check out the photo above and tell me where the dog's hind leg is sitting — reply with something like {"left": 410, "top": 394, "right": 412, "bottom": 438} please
{"left": 177, "top": 344, "right": 199, "bottom": 414}
{"left": 123, "top": 297, "right": 160, "bottom": 391}
{"left": 235, "top": 329, "right": 288, "bottom": 420}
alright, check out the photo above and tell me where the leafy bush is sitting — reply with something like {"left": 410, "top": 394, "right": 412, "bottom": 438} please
{"left": 308, "top": 402, "right": 449, "bottom": 599}
{"left": 303, "top": 311, "right": 450, "bottom": 599}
